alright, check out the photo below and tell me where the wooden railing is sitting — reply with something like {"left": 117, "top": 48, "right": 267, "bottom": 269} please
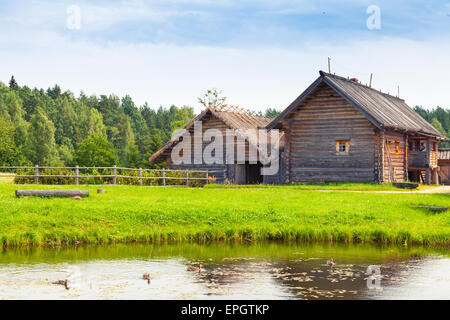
{"left": 0, "top": 165, "right": 224, "bottom": 187}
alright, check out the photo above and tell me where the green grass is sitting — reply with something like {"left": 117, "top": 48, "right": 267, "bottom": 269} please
{"left": 0, "top": 184, "right": 449, "bottom": 247}
{"left": 0, "top": 175, "right": 14, "bottom": 184}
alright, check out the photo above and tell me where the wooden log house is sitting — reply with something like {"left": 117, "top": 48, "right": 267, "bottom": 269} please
{"left": 266, "top": 71, "right": 448, "bottom": 184}
{"left": 438, "top": 149, "right": 450, "bottom": 185}
{"left": 149, "top": 106, "right": 284, "bottom": 184}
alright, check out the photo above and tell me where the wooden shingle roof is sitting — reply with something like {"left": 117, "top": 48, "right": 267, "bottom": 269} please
{"left": 267, "top": 71, "right": 447, "bottom": 141}
{"left": 148, "top": 107, "right": 272, "bottom": 164}
{"left": 439, "top": 148, "right": 450, "bottom": 160}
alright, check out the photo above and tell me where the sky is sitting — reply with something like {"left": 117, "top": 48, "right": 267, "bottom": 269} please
{"left": 0, "top": 0, "right": 449, "bottom": 113}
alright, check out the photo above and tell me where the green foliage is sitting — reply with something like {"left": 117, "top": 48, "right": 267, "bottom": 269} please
{"left": 414, "top": 106, "right": 450, "bottom": 148}
{"left": 0, "top": 117, "right": 17, "bottom": 165}
{"left": 25, "top": 108, "right": 60, "bottom": 165}
{"left": 264, "top": 108, "right": 281, "bottom": 119}
{"left": 125, "top": 142, "right": 141, "bottom": 168}
{"left": 74, "top": 134, "right": 119, "bottom": 167}
{"left": 198, "top": 88, "right": 226, "bottom": 109}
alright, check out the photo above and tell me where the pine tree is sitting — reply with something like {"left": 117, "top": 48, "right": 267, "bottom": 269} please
{"left": 9, "top": 76, "right": 19, "bottom": 90}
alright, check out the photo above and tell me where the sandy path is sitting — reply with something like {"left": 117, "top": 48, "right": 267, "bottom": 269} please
{"left": 317, "top": 186, "right": 450, "bottom": 194}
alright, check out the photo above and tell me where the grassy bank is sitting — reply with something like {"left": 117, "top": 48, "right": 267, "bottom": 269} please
{"left": 0, "top": 184, "right": 449, "bottom": 247}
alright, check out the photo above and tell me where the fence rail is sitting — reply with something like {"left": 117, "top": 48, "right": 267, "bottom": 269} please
{"left": 0, "top": 165, "right": 224, "bottom": 187}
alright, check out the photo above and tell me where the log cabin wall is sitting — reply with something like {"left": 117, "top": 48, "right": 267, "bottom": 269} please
{"left": 430, "top": 141, "right": 438, "bottom": 168}
{"left": 281, "top": 83, "right": 376, "bottom": 183}
{"left": 374, "top": 129, "right": 383, "bottom": 183}
{"left": 263, "top": 151, "right": 286, "bottom": 184}
{"left": 438, "top": 160, "right": 450, "bottom": 185}
{"left": 382, "top": 130, "right": 407, "bottom": 182}
{"left": 165, "top": 113, "right": 254, "bottom": 184}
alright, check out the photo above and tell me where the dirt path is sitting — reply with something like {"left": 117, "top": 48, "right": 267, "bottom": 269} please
{"left": 317, "top": 186, "right": 450, "bottom": 194}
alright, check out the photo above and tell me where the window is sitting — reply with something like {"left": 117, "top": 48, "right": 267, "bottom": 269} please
{"left": 387, "top": 141, "right": 392, "bottom": 153}
{"left": 418, "top": 141, "right": 426, "bottom": 152}
{"left": 394, "top": 141, "right": 400, "bottom": 154}
{"left": 408, "top": 141, "right": 413, "bottom": 151}
{"left": 335, "top": 140, "right": 349, "bottom": 154}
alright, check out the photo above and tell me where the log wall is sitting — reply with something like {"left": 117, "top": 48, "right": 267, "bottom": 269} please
{"left": 438, "top": 160, "right": 450, "bottom": 185}
{"left": 281, "top": 83, "right": 376, "bottom": 183}
{"left": 382, "top": 130, "right": 407, "bottom": 182}
{"left": 165, "top": 113, "right": 253, "bottom": 184}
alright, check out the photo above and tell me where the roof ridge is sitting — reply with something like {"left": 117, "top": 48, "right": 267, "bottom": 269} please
{"left": 214, "top": 105, "right": 271, "bottom": 121}
{"left": 319, "top": 70, "right": 405, "bottom": 102}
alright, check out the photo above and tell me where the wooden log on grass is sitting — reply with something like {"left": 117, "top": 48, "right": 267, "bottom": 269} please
{"left": 417, "top": 206, "right": 448, "bottom": 212}
{"left": 392, "top": 182, "right": 419, "bottom": 189}
{"left": 15, "top": 190, "right": 89, "bottom": 198}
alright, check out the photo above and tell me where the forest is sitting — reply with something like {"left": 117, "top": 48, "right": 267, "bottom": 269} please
{"left": 0, "top": 76, "right": 280, "bottom": 168}
{"left": 413, "top": 106, "right": 450, "bottom": 148}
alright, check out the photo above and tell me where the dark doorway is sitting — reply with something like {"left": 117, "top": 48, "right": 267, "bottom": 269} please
{"left": 246, "top": 162, "right": 263, "bottom": 184}
{"left": 234, "top": 162, "right": 263, "bottom": 185}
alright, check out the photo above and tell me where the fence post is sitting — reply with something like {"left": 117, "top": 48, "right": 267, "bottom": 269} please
{"left": 113, "top": 165, "right": 117, "bottom": 185}
{"left": 75, "top": 165, "right": 79, "bottom": 185}
{"left": 185, "top": 170, "right": 189, "bottom": 187}
{"left": 34, "top": 165, "right": 39, "bottom": 184}
{"left": 162, "top": 168, "right": 166, "bottom": 186}
{"left": 139, "top": 168, "right": 143, "bottom": 186}
{"left": 206, "top": 171, "right": 209, "bottom": 185}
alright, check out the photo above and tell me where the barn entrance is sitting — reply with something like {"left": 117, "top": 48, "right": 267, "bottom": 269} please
{"left": 235, "top": 162, "right": 263, "bottom": 185}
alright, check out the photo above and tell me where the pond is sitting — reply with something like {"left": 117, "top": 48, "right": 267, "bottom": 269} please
{"left": 0, "top": 243, "right": 448, "bottom": 299}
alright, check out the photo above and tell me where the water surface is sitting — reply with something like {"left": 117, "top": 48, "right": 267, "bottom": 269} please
{"left": 0, "top": 243, "right": 448, "bottom": 300}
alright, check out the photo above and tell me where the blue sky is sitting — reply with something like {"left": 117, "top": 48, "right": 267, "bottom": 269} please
{"left": 0, "top": 0, "right": 449, "bottom": 111}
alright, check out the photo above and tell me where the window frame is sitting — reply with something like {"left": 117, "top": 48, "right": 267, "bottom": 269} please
{"left": 335, "top": 140, "right": 350, "bottom": 155}
{"left": 394, "top": 141, "right": 400, "bottom": 154}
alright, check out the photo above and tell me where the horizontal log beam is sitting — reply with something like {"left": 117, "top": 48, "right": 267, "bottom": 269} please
{"left": 15, "top": 190, "right": 89, "bottom": 198}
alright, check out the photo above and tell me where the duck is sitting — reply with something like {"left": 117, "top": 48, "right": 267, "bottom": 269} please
{"left": 142, "top": 273, "right": 151, "bottom": 284}
{"left": 52, "top": 279, "right": 69, "bottom": 290}
{"left": 187, "top": 264, "right": 202, "bottom": 273}
{"left": 327, "top": 258, "right": 335, "bottom": 268}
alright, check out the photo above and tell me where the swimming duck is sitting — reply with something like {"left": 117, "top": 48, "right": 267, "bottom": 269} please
{"left": 142, "top": 273, "right": 151, "bottom": 284}
{"left": 327, "top": 258, "right": 335, "bottom": 267}
{"left": 52, "top": 279, "right": 69, "bottom": 290}
{"left": 187, "top": 264, "right": 202, "bottom": 273}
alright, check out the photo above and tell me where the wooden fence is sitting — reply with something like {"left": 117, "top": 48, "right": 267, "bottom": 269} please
{"left": 0, "top": 165, "right": 224, "bottom": 187}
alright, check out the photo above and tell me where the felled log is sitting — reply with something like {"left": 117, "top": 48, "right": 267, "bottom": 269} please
{"left": 392, "top": 182, "right": 419, "bottom": 189}
{"left": 15, "top": 190, "right": 89, "bottom": 198}
{"left": 417, "top": 206, "right": 448, "bottom": 212}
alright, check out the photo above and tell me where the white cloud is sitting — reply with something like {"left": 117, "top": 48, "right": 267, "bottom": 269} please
{"left": 0, "top": 34, "right": 448, "bottom": 113}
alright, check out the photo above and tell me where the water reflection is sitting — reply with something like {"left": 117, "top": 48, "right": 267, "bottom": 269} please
{"left": 0, "top": 243, "right": 448, "bottom": 300}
